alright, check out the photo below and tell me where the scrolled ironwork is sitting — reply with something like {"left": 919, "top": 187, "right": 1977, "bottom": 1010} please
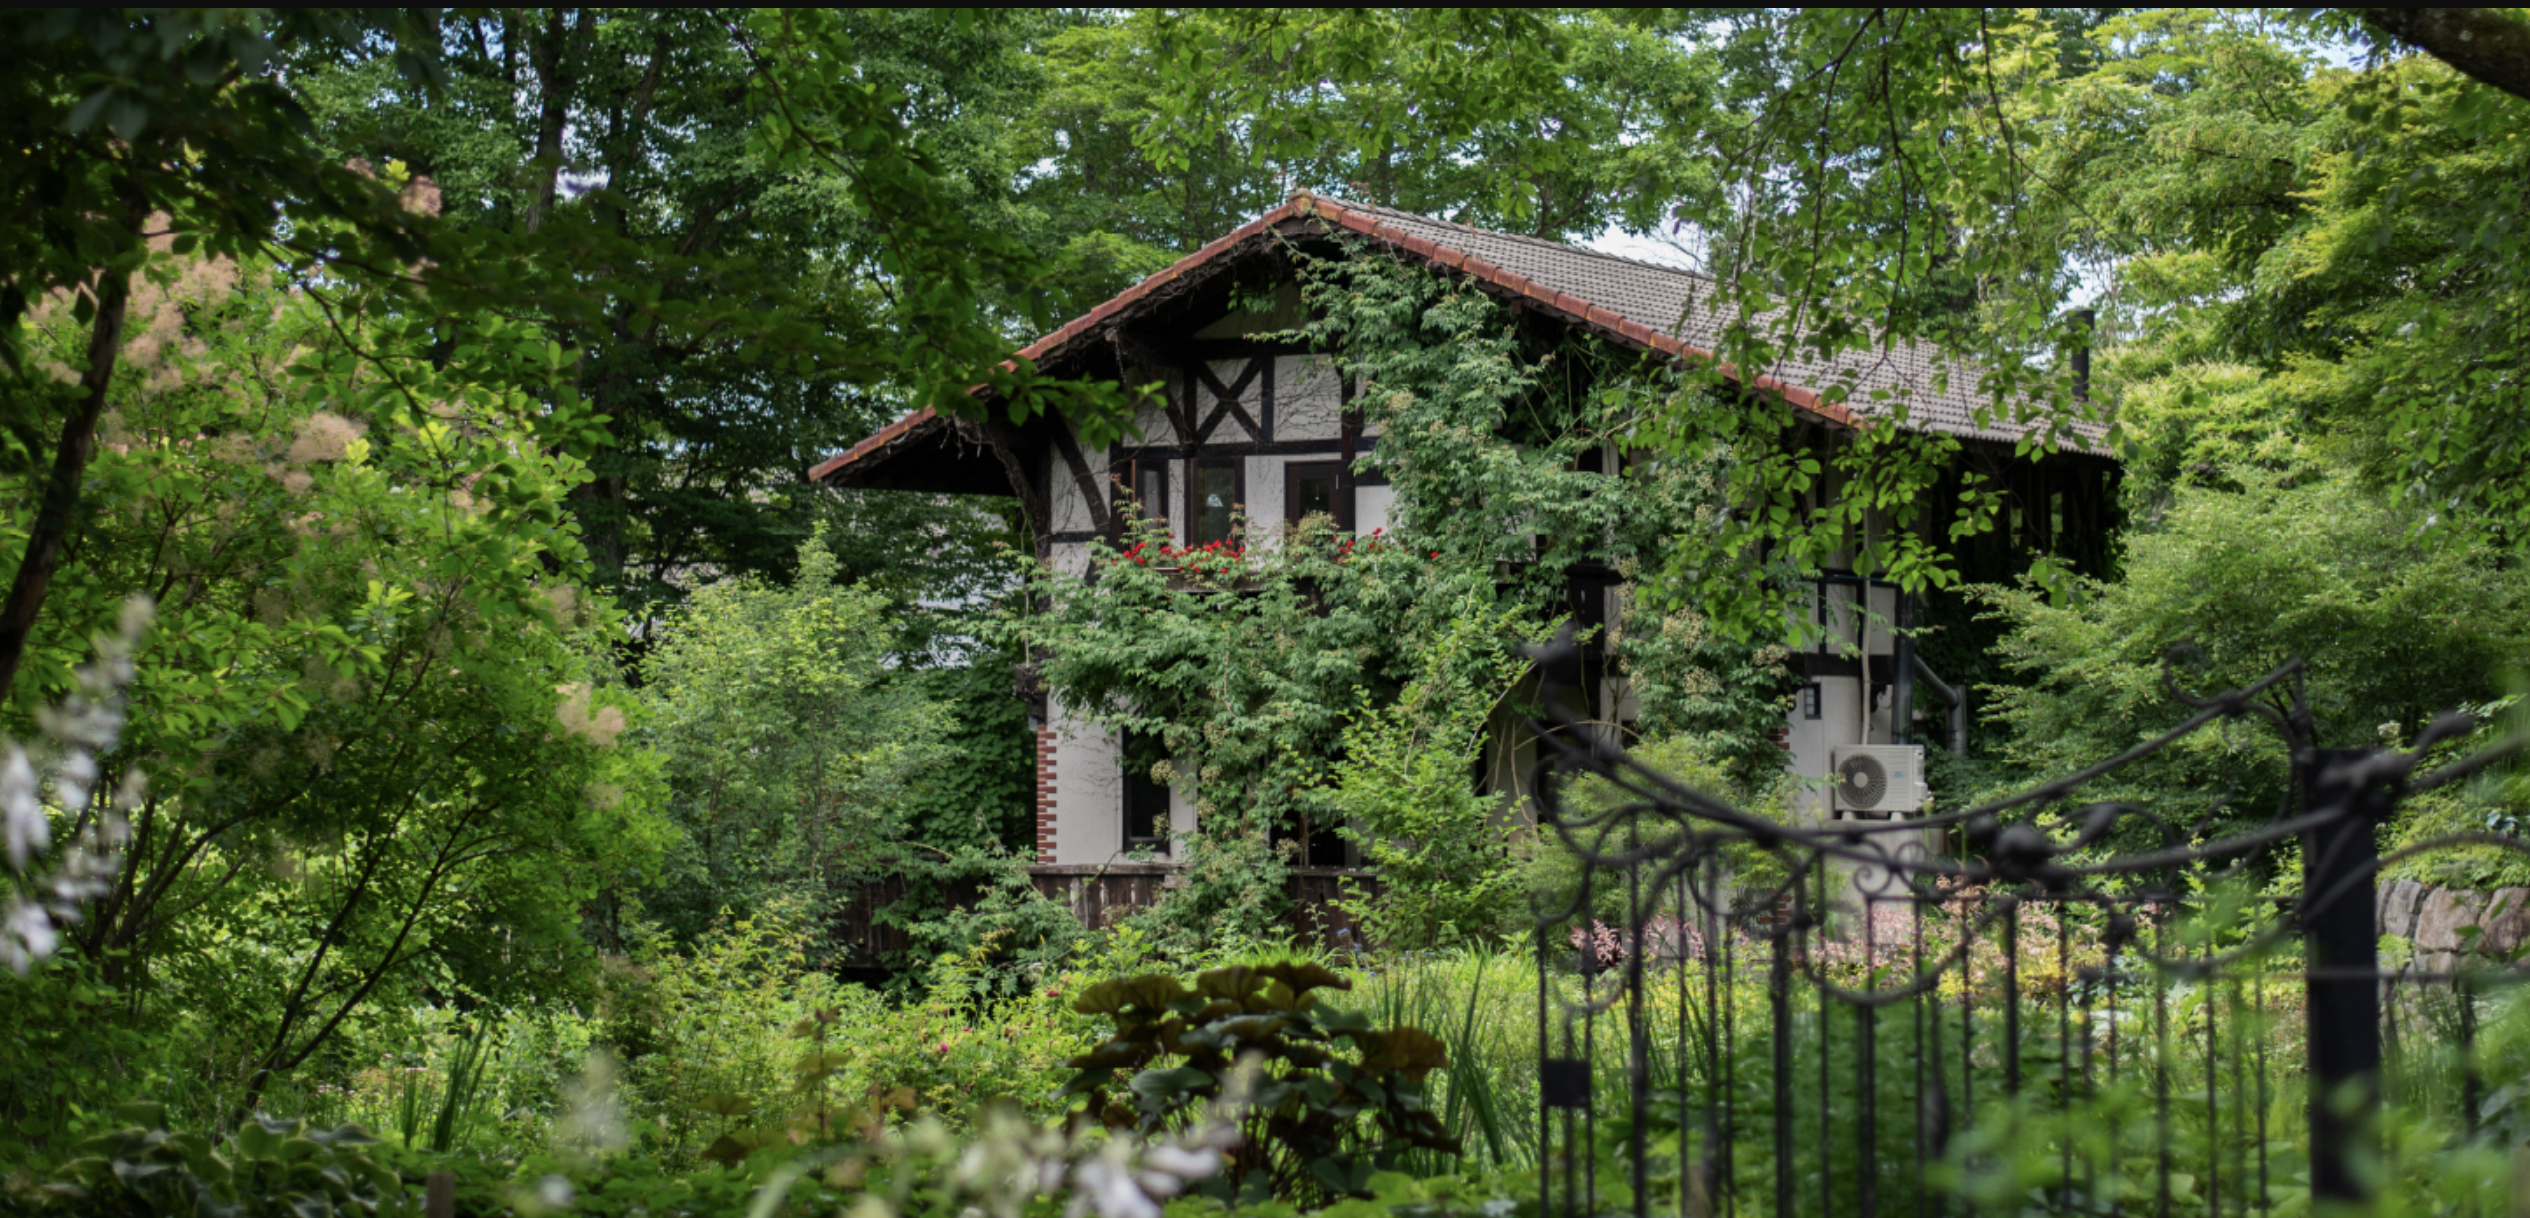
{"left": 1515, "top": 625, "right": 2530, "bottom": 1217}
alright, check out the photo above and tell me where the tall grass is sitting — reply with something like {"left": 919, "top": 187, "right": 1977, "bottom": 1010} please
{"left": 389, "top": 1019, "right": 496, "bottom": 1152}
{"left": 1341, "top": 947, "right": 1535, "bottom": 1172}
{"left": 1333, "top": 937, "right": 2530, "bottom": 1215}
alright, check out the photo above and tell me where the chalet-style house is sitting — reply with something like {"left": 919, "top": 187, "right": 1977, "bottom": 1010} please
{"left": 814, "top": 193, "right": 2113, "bottom": 875}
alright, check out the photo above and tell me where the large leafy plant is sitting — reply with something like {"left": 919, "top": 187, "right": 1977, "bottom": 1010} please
{"left": 32, "top": 1105, "right": 412, "bottom": 1217}
{"left": 1059, "top": 962, "right": 1458, "bottom": 1202}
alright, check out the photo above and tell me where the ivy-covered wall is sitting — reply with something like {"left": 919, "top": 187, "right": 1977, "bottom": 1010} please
{"left": 999, "top": 244, "right": 1804, "bottom": 947}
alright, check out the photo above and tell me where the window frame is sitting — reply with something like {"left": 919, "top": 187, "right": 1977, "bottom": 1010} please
{"left": 1185, "top": 457, "right": 1245, "bottom": 547}
{"left": 1120, "top": 731, "right": 1172, "bottom": 856}
{"left": 1282, "top": 460, "right": 1352, "bottom": 532}
{"left": 1110, "top": 458, "right": 1170, "bottom": 543}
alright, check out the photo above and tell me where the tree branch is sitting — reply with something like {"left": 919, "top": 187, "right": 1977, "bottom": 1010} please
{"left": 0, "top": 226, "right": 140, "bottom": 700}
{"left": 279, "top": 804, "right": 491, "bottom": 1074}
{"left": 2359, "top": 8, "right": 2530, "bottom": 102}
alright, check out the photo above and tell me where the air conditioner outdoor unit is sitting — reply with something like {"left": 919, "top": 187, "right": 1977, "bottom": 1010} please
{"left": 1831, "top": 745, "right": 1928, "bottom": 817}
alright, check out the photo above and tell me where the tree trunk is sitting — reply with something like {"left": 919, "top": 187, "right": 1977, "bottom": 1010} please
{"left": 0, "top": 260, "right": 136, "bottom": 702}
{"left": 522, "top": 8, "right": 580, "bottom": 234}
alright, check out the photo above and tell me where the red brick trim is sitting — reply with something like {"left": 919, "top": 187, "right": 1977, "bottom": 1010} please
{"left": 1035, "top": 728, "right": 1059, "bottom": 864}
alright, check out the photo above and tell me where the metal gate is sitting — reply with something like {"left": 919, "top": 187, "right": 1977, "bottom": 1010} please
{"left": 1523, "top": 636, "right": 2528, "bottom": 1216}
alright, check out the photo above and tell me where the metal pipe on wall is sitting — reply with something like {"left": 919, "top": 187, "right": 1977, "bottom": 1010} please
{"left": 1910, "top": 654, "right": 1968, "bottom": 757}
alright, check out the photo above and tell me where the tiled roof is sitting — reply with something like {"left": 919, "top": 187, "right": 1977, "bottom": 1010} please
{"left": 1330, "top": 199, "right": 2096, "bottom": 447}
{"left": 811, "top": 193, "right": 2096, "bottom": 484}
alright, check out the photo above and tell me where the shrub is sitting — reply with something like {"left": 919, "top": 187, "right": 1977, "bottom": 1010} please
{"left": 1059, "top": 961, "right": 1459, "bottom": 1203}
{"left": 1523, "top": 733, "right": 1794, "bottom": 932}
{"left": 29, "top": 1106, "right": 410, "bottom": 1217}
{"left": 1312, "top": 601, "right": 1533, "bottom": 950}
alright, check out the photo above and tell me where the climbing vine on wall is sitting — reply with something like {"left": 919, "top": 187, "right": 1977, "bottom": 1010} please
{"left": 1001, "top": 245, "right": 1804, "bottom": 945}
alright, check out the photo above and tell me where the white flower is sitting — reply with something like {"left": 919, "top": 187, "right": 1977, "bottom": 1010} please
{"left": 1067, "top": 1146, "right": 1159, "bottom": 1218}
{"left": 1138, "top": 1145, "right": 1220, "bottom": 1181}
{"left": 3, "top": 747, "right": 43, "bottom": 873}
{"left": 58, "top": 748, "right": 96, "bottom": 815}
{"left": 5, "top": 899, "right": 57, "bottom": 975}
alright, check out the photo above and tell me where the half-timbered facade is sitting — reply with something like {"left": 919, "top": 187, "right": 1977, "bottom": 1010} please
{"left": 814, "top": 192, "right": 2113, "bottom": 874}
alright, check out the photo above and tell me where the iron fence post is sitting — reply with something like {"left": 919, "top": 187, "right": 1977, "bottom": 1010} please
{"left": 2302, "top": 746, "right": 2383, "bottom": 1207}
{"left": 1771, "top": 925, "right": 1792, "bottom": 1218}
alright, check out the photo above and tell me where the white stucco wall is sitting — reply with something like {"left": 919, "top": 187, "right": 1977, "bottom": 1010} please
{"left": 1784, "top": 675, "right": 1864, "bottom": 825}
{"left": 1355, "top": 484, "right": 1397, "bottom": 534}
{"left": 1169, "top": 777, "right": 1197, "bottom": 846}
{"left": 1045, "top": 701, "right": 1200, "bottom": 866}
{"left": 1276, "top": 354, "right": 1344, "bottom": 440}
{"left": 1047, "top": 698, "right": 1123, "bottom": 867}
{"left": 1049, "top": 452, "right": 1098, "bottom": 535}
{"left": 1244, "top": 455, "right": 1283, "bottom": 538}
{"left": 1198, "top": 359, "right": 1262, "bottom": 441}
{"left": 1603, "top": 676, "right": 1639, "bottom": 724}
{"left": 1129, "top": 392, "right": 1181, "bottom": 447}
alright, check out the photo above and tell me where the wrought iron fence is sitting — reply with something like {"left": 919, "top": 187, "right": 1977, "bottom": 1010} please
{"left": 1521, "top": 634, "right": 2530, "bottom": 1216}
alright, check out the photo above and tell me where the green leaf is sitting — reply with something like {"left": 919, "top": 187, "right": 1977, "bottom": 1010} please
{"left": 1358, "top": 1027, "right": 1447, "bottom": 1077}
{"left": 1074, "top": 974, "right": 1191, "bottom": 1016}
{"left": 1128, "top": 1066, "right": 1215, "bottom": 1101}
{"left": 66, "top": 89, "right": 111, "bottom": 133}
{"left": 234, "top": 1122, "right": 282, "bottom": 1161}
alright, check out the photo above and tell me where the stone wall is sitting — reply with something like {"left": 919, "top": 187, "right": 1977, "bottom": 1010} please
{"left": 2376, "top": 878, "right": 2530, "bottom": 974}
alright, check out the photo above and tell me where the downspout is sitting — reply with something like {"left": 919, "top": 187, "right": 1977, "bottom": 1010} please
{"left": 1890, "top": 591, "right": 1916, "bottom": 747}
{"left": 1910, "top": 655, "right": 1969, "bottom": 758}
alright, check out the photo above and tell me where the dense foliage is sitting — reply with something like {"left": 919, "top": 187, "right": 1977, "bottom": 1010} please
{"left": 1971, "top": 472, "right": 2530, "bottom": 842}
{"left": 1011, "top": 250, "right": 1800, "bottom": 947}
{"left": 6, "top": 6, "right": 2530, "bottom": 1216}
{"left": 1, "top": 239, "right": 663, "bottom": 1136}
{"left": 634, "top": 542, "right": 941, "bottom": 945}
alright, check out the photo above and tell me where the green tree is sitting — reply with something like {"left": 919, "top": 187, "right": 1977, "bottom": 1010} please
{"left": 1025, "top": 10, "right": 1718, "bottom": 246}
{"left": 0, "top": 10, "right": 450, "bottom": 702}
{"left": 1665, "top": 8, "right": 2530, "bottom": 566}
{"left": 1312, "top": 603, "right": 1530, "bottom": 948}
{"left": 0, "top": 237, "right": 665, "bottom": 1121}
{"left": 1975, "top": 471, "right": 2530, "bottom": 842}
{"left": 294, "top": 9, "right": 1126, "bottom": 620}
{"left": 636, "top": 542, "right": 942, "bottom": 944}
{"left": 893, "top": 651, "right": 1036, "bottom": 858}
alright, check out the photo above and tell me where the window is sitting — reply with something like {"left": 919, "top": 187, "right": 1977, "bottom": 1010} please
{"left": 1274, "top": 808, "right": 1349, "bottom": 868}
{"left": 1188, "top": 459, "right": 1242, "bottom": 546}
{"left": 1111, "top": 459, "right": 1168, "bottom": 539}
{"left": 1283, "top": 461, "right": 1350, "bottom": 530}
{"left": 1801, "top": 683, "right": 1824, "bottom": 720}
{"left": 1121, "top": 732, "right": 1171, "bottom": 855}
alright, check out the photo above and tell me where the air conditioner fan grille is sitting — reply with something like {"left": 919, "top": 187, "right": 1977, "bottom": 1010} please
{"left": 1837, "top": 753, "right": 1889, "bottom": 809}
